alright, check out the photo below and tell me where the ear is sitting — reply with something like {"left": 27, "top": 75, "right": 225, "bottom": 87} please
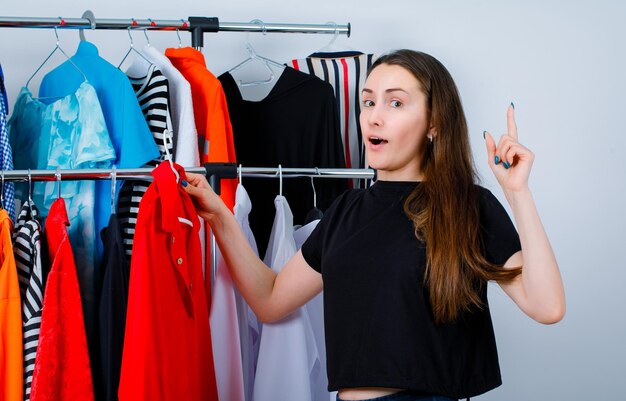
{"left": 427, "top": 128, "right": 437, "bottom": 141}
{"left": 428, "top": 120, "right": 437, "bottom": 139}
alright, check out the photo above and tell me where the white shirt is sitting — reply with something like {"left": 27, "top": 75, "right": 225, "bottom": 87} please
{"left": 210, "top": 241, "right": 245, "bottom": 401}
{"left": 233, "top": 184, "right": 262, "bottom": 401}
{"left": 294, "top": 220, "right": 330, "bottom": 401}
{"left": 142, "top": 45, "right": 200, "bottom": 167}
{"left": 253, "top": 196, "right": 321, "bottom": 401}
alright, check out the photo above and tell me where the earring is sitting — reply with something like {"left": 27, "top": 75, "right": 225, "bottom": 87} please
{"left": 427, "top": 134, "right": 433, "bottom": 143}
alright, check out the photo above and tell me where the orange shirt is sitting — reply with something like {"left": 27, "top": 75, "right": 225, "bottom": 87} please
{"left": 0, "top": 209, "right": 22, "bottom": 401}
{"left": 166, "top": 47, "right": 237, "bottom": 211}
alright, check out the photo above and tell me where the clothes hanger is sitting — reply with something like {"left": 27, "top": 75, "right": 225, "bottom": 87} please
{"left": 277, "top": 164, "right": 283, "bottom": 197}
{"left": 79, "top": 10, "right": 96, "bottom": 42}
{"left": 55, "top": 167, "right": 62, "bottom": 199}
{"left": 1, "top": 170, "right": 5, "bottom": 210}
{"left": 315, "top": 21, "right": 355, "bottom": 53}
{"left": 27, "top": 169, "right": 35, "bottom": 216}
{"left": 304, "top": 174, "right": 324, "bottom": 224}
{"left": 162, "top": 129, "right": 180, "bottom": 183}
{"left": 228, "top": 19, "right": 285, "bottom": 87}
{"left": 110, "top": 165, "right": 117, "bottom": 215}
{"left": 143, "top": 22, "right": 152, "bottom": 46}
{"left": 176, "top": 21, "right": 184, "bottom": 48}
{"left": 162, "top": 130, "right": 192, "bottom": 227}
{"left": 26, "top": 23, "right": 88, "bottom": 90}
{"left": 118, "top": 23, "right": 152, "bottom": 70}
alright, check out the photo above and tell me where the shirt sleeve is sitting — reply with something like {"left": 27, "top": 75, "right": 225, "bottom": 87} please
{"left": 301, "top": 189, "right": 351, "bottom": 273}
{"left": 478, "top": 186, "right": 522, "bottom": 266}
{"left": 300, "top": 217, "right": 325, "bottom": 273}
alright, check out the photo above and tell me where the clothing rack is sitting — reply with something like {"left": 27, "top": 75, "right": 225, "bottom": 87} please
{"left": 0, "top": 15, "right": 350, "bottom": 49}
{"left": 2, "top": 164, "right": 375, "bottom": 290}
{"left": 1, "top": 165, "right": 374, "bottom": 182}
{"left": 1, "top": 13, "right": 355, "bottom": 292}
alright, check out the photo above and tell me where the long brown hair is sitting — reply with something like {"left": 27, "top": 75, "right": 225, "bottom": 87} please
{"left": 369, "top": 50, "right": 521, "bottom": 324}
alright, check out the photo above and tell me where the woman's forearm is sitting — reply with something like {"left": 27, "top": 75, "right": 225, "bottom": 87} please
{"left": 505, "top": 187, "right": 566, "bottom": 323}
{"left": 206, "top": 205, "right": 278, "bottom": 321}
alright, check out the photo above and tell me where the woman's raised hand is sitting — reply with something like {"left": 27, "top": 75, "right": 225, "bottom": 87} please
{"left": 484, "top": 104, "right": 535, "bottom": 193}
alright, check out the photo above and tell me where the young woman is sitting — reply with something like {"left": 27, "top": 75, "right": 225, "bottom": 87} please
{"left": 182, "top": 49, "right": 565, "bottom": 401}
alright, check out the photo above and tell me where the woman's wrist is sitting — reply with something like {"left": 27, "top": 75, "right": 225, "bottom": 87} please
{"left": 503, "top": 185, "right": 533, "bottom": 207}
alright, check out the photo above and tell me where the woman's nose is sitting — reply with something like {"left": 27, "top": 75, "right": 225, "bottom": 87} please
{"left": 366, "top": 105, "right": 383, "bottom": 127}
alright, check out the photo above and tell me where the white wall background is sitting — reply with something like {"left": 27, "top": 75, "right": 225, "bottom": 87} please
{"left": 1, "top": 1, "right": 624, "bottom": 400}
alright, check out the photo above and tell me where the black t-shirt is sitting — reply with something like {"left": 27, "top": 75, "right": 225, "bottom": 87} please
{"left": 301, "top": 181, "right": 522, "bottom": 399}
{"left": 219, "top": 67, "right": 348, "bottom": 259}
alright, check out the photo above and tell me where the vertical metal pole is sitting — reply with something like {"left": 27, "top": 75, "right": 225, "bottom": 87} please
{"left": 207, "top": 174, "right": 220, "bottom": 293}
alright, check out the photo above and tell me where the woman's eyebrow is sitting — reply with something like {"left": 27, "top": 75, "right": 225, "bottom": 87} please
{"left": 362, "top": 88, "right": 409, "bottom": 94}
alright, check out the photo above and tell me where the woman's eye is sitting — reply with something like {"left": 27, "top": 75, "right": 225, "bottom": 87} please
{"left": 363, "top": 100, "right": 374, "bottom": 107}
{"left": 390, "top": 100, "right": 402, "bottom": 108}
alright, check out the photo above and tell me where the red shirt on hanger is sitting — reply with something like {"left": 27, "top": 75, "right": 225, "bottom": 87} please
{"left": 30, "top": 198, "right": 95, "bottom": 401}
{"left": 118, "top": 162, "right": 218, "bottom": 401}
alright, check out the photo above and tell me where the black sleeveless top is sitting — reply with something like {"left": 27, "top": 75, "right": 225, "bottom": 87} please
{"left": 301, "top": 181, "right": 521, "bottom": 398}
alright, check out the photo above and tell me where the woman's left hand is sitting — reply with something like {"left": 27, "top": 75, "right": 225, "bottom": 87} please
{"left": 484, "top": 104, "right": 534, "bottom": 192}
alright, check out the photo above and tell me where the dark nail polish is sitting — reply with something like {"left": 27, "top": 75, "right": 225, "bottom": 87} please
{"left": 494, "top": 156, "right": 500, "bottom": 165}
{"left": 503, "top": 162, "right": 510, "bottom": 169}
{"left": 181, "top": 179, "right": 188, "bottom": 187}
{"left": 483, "top": 131, "right": 486, "bottom": 139}
{"left": 510, "top": 102, "right": 515, "bottom": 109}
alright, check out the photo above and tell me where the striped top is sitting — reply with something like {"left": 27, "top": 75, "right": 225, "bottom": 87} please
{"left": 0, "top": 79, "right": 15, "bottom": 221}
{"left": 118, "top": 64, "right": 173, "bottom": 260}
{"left": 12, "top": 201, "right": 43, "bottom": 401}
{"left": 288, "top": 52, "right": 375, "bottom": 188}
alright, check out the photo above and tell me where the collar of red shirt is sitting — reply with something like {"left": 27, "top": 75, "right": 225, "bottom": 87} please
{"left": 151, "top": 162, "right": 200, "bottom": 234}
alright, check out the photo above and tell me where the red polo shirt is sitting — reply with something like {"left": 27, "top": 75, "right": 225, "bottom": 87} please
{"left": 30, "top": 198, "right": 95, "bottom": 401}
{"left": 119, "top": 162, "right": 218, "bottom": 401}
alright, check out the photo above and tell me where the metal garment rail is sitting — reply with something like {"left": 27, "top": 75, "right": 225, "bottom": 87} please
{"left": 2, "top": 165, "right": 374, "bottom": 290}
{"left": 0, "top": 15, "right": 350, "bottom": 49}
{"left": 1, "top": 166, "right": 374, "bottom": 181}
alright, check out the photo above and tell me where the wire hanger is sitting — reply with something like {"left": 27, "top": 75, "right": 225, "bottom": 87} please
{"left": 310, "top": 175, "right": 318, "bottom": 209}
{"left": 277, "top": 164, "right": 283, "bottom": 197}
{"left": 163, "top": 129, "right": 180, "bottom": 183}
{"left": 304, "top": 170, "right": 324, "bottom": 224}
{"left": 176, "top": 20, "right": 184, "bottom": 48}
{"left": 110, "top": 165, "right": 117, "bottom": 214}
{"left": 26, "top": 22, "right": 88, "bottom": 90}
{"left": 316, "top": 21, "right": 354, "bottom": 53}
{"left": 0, "top": 170, "right": 5, "bottom": 210}
{"left": 118, "top": 22, "right": 151, "bottom": 69}
{"left": 143, "top": 21, "right": 152, "bottom": 45}
{"left": 27, "top": 169, "right": 35, "bottom": 215}
{"left": 228, "top": 19, "right": 285, "bottom": 87}
{"left": 55, "top": 167, "right": 62, "bottom": 199}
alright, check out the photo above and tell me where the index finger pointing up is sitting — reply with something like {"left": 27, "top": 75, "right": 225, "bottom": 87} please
{"left": 507, "top": 102, "right": 518, "bottom": 140}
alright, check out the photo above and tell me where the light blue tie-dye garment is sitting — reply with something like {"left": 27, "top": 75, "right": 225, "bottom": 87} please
{"left": 8, "top": 81, "right": 116, "bottom": 335}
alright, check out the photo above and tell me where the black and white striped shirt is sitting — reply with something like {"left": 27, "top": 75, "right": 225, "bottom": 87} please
{"left": 118, "top": 64, "right": 173, "bottom": 260}
{"left": 288, "top": 52, "right": 376, "bottom": 188}
{"left": 12, "top": 201, "right": 44, "bottom": 401}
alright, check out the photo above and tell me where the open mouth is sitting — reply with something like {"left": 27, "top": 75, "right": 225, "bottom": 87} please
{"left": 369, "top": 137, "right": 388, "bottom": 145}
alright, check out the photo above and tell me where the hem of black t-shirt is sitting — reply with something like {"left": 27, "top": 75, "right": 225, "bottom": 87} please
{"left": 328, "top": 376, "right": 502, "bottom": 399}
